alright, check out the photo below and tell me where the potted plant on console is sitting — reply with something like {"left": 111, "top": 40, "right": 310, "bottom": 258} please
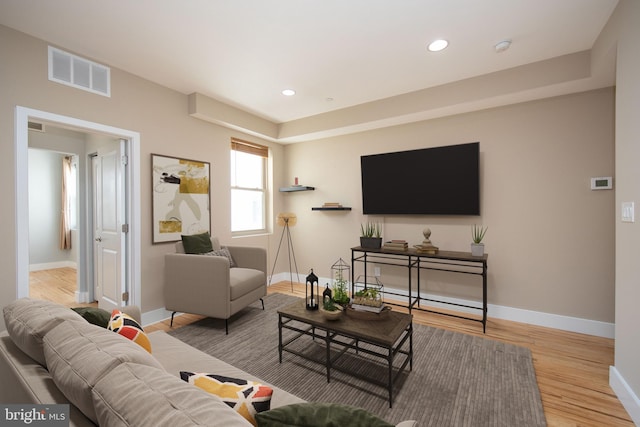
{"left": 360, "top": 222, "right": 382, "bottom": 249}
{"left": 471, "top": 224, "right": 487, "bottom": 256}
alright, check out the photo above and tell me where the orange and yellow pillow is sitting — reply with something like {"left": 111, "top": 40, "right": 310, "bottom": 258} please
{"left": 107, "top": 309, "right": 152, "bottom": 353}
{"left": 180, "top": 372, "right": 273, "bottom": 426}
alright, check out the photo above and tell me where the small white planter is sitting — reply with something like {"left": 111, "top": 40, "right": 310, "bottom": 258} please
{"left": 471, "top": 243, "right": 485, "bottom": 257}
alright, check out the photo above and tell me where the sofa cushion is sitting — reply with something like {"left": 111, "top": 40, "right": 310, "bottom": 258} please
{"left": 148, "top": 331, "right": 305, "bottom": 409}
{"left": 254, "top": 403, "right": 394, "bottom": 427}
{"left": 43, "top": 320, "right": 164, "bottom": 423}
{"left": 72, "top": 306, "right": 112, "bottom": 328}
{"left": 3, "top": 298, "right": 86, "bottom": 366}
{"left": 230, "top": 268, "right": 266, "bottom": 300}
{"left": 181, "top": 372, "right": 273, "bottom": 426}
{"left": 92, "top": 363, "right": 252, "bottom": 426}
{"left": 108, "top": 309, "right": 152, "bottom": 353}
{"left": 182, "top": 232, "right": 214, "bottom": 254}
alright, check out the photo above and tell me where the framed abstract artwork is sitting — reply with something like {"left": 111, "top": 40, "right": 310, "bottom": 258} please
{"left": 151, "top": 154, "right": 211, "bottom": 243}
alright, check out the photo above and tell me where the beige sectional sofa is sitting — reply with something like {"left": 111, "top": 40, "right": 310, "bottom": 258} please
{"left": 0, "top": 298, "right": 416, "bottom": 426}
{"left": 0, "top": 298, "right": 303, "bottom": 426}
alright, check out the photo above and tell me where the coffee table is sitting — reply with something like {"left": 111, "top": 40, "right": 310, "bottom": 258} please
{"left": 277, "top": 299, "right": 412, "bottom": 407}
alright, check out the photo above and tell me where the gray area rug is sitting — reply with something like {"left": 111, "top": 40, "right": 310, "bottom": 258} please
{"left": 168, "top": 293, "right": 546, "bottom": 426}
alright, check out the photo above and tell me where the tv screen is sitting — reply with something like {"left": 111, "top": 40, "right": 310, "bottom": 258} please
{"left": 361, "top": 142, "right": 480, "bottom": 215}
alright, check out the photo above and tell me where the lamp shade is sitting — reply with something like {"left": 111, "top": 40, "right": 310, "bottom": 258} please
{"left": 277, "top": 212, "right": 297, "bottom": 227}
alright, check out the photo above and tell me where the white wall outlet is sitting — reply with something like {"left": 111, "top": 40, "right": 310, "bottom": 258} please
{"left": 374, "top": 266, "right": 381, "bottom": 277}
{"left": 622, "top": 202, "right": 635, "bottom": 223}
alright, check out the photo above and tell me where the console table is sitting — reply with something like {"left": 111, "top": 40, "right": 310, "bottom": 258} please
{"left": 351, "top": 246, "right": 488, "bottom": 332}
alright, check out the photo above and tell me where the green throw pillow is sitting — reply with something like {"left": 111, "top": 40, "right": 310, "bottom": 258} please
{"left": 71, "top": 307, "right": 112, "bottom": 328}
{"left": 181, "top": 232, "right": 213, "bottom": 254}
{"left": 255, "top": 403, "right": 393, "bottom": 427}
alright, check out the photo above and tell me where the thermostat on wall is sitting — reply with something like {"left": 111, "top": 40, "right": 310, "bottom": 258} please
{"left": 590, "top": 177, "right": 612, "bottom": 190}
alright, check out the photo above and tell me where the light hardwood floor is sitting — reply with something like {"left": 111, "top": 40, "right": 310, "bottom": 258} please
{"left": 32, "top": 268, "right": 633, "bottom": 426}
{"left": 29, "top": 267, "right": 97, "bottom": 308}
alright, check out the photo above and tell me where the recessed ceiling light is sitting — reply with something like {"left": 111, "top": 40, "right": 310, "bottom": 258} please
{"left": 494, "top": 40, "right": 511, "bottom": 53}
{"left": 428, "top": 39, "right": 449, "bottom": 52}
{"left": 282, "top": 89, "right": 296, "bottom": 96}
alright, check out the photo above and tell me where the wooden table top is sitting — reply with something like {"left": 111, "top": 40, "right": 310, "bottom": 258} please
{"left": 278, "top": 298, "right": 412, "bottom": 347}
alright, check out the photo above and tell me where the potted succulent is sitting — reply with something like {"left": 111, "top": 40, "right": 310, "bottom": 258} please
{"left": 360, "top": 222, "right": 382, "bottom": 249}
{"left": 471, "top": 224, "right": 487, "bottom": 256}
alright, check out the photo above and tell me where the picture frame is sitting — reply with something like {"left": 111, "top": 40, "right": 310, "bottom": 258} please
{"left": 151, "top": 153, "right": 211, "bottom": 243}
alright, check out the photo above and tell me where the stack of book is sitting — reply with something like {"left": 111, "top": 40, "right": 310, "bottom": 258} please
{"left": 383, "top": 240, "right": 408, "bottom": 251}
{"left": 414, "top": 244, "right": 439, "bottom": 254}
{"left": 322, "top": 202, "right": 343, "bottom": 208}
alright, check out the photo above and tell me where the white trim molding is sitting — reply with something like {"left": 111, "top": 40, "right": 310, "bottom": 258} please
{"left": 15, "top": 106, "right": 141, "bottom": 308}
{"left": 610, "top": 366, "right": 640, "bottom": 425}
{"left": 266, "top": 274, "right": 615, "bottom": 339}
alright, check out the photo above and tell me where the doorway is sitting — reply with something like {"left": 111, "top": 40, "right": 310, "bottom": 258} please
{"left": 15, "top": 106, "right": 141, "bottom": 308}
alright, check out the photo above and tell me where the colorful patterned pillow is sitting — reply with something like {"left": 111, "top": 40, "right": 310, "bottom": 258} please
{"left": 107, "top": 309, "right": 152, "bottom": 353}
{"left": 180, "top": 372, "right": 273, "bottom": 426}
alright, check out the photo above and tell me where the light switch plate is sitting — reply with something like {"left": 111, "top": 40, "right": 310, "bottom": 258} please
{"left": 622, "top": 202, "right": 635, "bottom": 223}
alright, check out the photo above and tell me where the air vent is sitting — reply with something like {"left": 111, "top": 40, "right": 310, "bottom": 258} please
{"left": 28, "top": 121, "right": 45, "bottom": 132}
{"left": 48, "top": 46, "right": 111, "bottom": 97}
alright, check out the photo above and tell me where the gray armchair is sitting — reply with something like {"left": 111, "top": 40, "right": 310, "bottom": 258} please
{"left": 164, "top": 237, "right": 267, "bottom": 334}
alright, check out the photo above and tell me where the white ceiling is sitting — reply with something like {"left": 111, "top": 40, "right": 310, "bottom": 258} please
{"left": 0, "top": 0, "right": 619, "bottom": 141}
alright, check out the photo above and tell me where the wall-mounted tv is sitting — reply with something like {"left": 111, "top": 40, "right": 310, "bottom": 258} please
{"left": 361, "top": 142, "right": 480, "bottom": 215}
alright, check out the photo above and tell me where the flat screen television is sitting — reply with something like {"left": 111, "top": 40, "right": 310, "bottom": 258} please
{"left": 361, "top": 142, "right": 480, "bottom": 215}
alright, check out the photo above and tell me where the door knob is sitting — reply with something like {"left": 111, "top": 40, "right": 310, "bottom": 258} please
{"left": 95, "top": 237, "right": 102, "bottom": 242}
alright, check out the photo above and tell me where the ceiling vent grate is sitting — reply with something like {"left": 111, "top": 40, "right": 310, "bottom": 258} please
{"left": 48, "top": 46, "right": 111, "bottom": 97}
{"left": 28, "top": 121, "right": 45, "bottom": 132}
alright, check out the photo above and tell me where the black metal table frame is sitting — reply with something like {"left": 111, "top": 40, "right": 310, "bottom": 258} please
{"left": 278, "top": 313, "right": 413, "bottom": 407}
{"left": 351, "top": 247, "right": 488, "bottom": 332}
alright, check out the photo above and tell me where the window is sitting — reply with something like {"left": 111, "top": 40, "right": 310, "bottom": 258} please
{"left": 230, "top": 138, "right": 268, "bottom": 234}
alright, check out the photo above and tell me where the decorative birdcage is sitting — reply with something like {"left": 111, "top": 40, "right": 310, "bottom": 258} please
{"left": 330, "top": 258, "right": 350, "bottom": 306}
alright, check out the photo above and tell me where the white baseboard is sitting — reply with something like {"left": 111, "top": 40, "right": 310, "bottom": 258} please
{"left": 74, "top": 290, "right": 91, "bottom": 304}
{"left": 487, "top": 301, "right": 614, "bottom": 338}
{"left": 268, "top": 272, "right": 304, "bottom": 286}
{"left": 267, "top": 272, "right": 615, "bottom": 338}
{"left": 29, "top": 261, "right": 77, "bottom": 272}
{"left": 610, "top": 366, "right": 640, "bottom": 425}
{"left": 141, "top": 307, "right": 175, "bottom": 328}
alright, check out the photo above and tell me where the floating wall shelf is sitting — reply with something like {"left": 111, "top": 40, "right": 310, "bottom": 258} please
{"left": 279, "top": 185, "right": 315, "bottom": 192}
{"left": 312, "top": 207, "right": 352, "bottom": 211}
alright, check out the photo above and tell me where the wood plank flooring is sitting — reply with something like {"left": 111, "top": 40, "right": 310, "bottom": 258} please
{"left": 29, "top": 267, "right": 96, "bottom": 308}
{"left": 31, "top": 269, "right": 633, "bottom": 426}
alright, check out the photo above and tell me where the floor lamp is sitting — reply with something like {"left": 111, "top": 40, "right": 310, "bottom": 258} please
{"left": 269, "top": 213, "right": 300, "bottom": 291}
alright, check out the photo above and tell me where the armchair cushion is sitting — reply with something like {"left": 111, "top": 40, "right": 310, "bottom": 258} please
{"left": 230, "top": 269, "right": 266, "bottom": 300}
{"left": 182, "top": 232, "right": 214, "bottom": 254}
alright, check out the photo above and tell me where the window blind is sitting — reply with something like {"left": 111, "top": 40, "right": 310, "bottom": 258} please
{"left": 230, "top": 138, "right": 268, "bottom": 158}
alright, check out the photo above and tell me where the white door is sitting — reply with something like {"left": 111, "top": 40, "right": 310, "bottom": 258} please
{"left": 92, "top": 140, "right": 128, "bottom": 311}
